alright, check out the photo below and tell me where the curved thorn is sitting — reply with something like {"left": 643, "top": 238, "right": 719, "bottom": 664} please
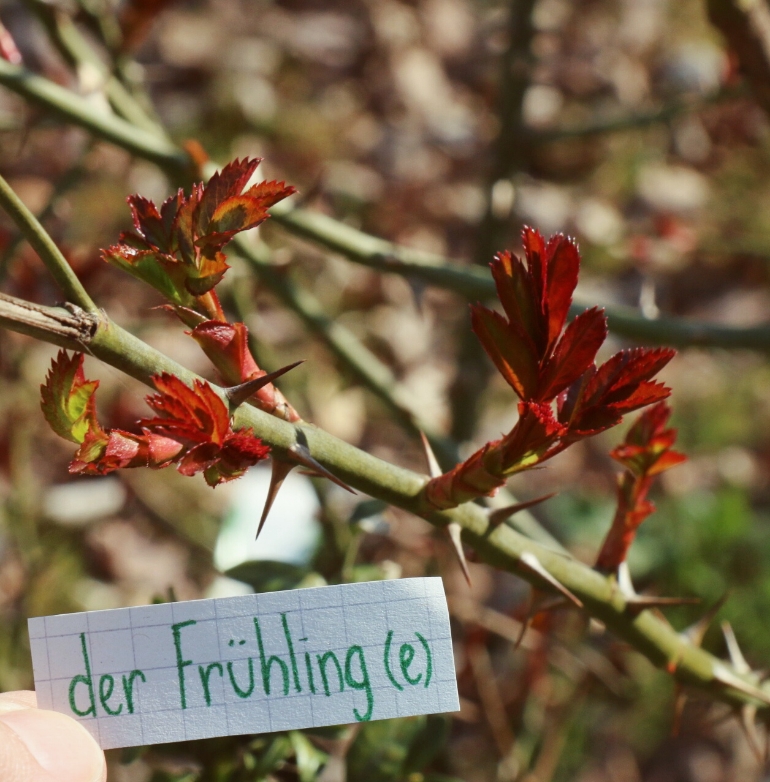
{"left": 226, "top": 360, "right": 305, "bottom": 412}
{"left": 257, "top": 458, "right": 294, "bottom": 539}
{"left": 682, "top": 592, "right": 729, "bottom": 647}
{"left": 487, "top": 492, "right": 557, "bottom": 529}
{"left": 419, "top": 431, "right": 442, "bottom": 478}
{"left": 518, "top": 551, "right": 583, "bottom": 609}
{"left": 447, "top": 522, "right": 471, "bottom": 586}
{"left": 287, "top": 442, "right": 356, "bottom": 494}
{"left": 671, "top": 684, "right": 686, "bottom": 737}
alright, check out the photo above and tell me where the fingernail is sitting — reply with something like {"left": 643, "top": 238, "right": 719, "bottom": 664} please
{"left": 0, "top": 708, "right": 105, "bottom": 782}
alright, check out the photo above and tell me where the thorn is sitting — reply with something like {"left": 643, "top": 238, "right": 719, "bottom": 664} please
{"left": 518, "top": 551, "right": 583, "bottom": 609}
{"left": 226, "top": 360, "right": 305, "bottom": 412}
{"left": 447, "top": 522, "right": 471, "bottom": 586}
{"left": 514, "top": 591, "right": 534, "bottom": 649}
{"left": 624, "top": 596, "right": 701, "bottom": 616}
{"left": 671, "top": 684, "right": 686, "bottom": 737}
{"left": 681, "top": 593, "right": 729, "bottom": 647}
{"left": 740, "top": 703, "right": 763, "bottom": 763}
{"left": 257, "top": 459, "right": 294, "bottom": 539}
{"left": 722, "top": 621, "right": 751, "bottom": 675}
{"left": 419, "top": 431, "right": 443, "bottom": 478}
{"left": 488, "top": 492, "right": 556, "bottom": 529}
{"left": 617, "top": 561, "right": 636, "bottom": 597}
{"left": 287, "top": 443, "right": 356, "bottom": 494}
{"left": 711, "top": 662, "right": 770, "bottom": 706}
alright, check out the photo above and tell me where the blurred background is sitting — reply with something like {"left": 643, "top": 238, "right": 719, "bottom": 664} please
{"left": 0, "top": 0, "right": 770, "bottom": 779}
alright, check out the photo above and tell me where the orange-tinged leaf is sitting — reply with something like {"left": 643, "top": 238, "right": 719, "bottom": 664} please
{"left": 471, "top": 305, "right": 539, "bottom": 399}
{"left": 196, "top": 158, "right": 262, "bottom": 234}
{"left": 538, "top": 307, "right": 607, "bottom": 400}
{"left": 40, "top": 351, "right": 102, "bottom": 444}
{"left": 190, "top": 320, "right": 259, "bottom": 384}
{"left": 544, "top": 235, "right": 580, "bottom": 350}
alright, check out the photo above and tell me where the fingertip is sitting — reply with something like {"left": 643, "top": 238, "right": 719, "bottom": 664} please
{"left": 0, "top": 705, "right": 106, "bottom": 782}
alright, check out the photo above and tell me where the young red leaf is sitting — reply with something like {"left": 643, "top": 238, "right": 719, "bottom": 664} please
{"left": 195, "top": 158, "right": 262, "bottom": 235}
{"left": 40, "top": 351, "right": 102, "bottom": 444}
{"left": 470, "top": 304, "right": 539, "bottom": 399}
{"left": 543, "top": 235, "right": 580, "bottom": 351}
{"left": 537, "top": 307, "right": 607, "bottom": 401}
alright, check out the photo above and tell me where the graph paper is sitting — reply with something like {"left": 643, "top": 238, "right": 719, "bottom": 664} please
{"left": 28, "top": 577, "right": 459, "bottom": 749}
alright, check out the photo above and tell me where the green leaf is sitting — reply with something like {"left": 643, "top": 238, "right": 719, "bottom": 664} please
{"left": 225, "top": 560, "right": 310, "bottom": 593}
{"left": 40, "top": 351, "right": 100, "bottom": 444}
{"left": 289, "top": 731, "right": 329, "bottom": 782}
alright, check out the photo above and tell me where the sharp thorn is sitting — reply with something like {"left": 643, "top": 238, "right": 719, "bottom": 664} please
{"left": 256, "top": 459, "right": 294, "bottom": 539}
{"left": 518, "top": 551, "right": 583, "bottom": 609}
{"left": 226, "top": 360, "right": 305, "bottom": 411}
{"left": 287, "top": 443, "right": 356, "bottom": 494}
{"left": 722, "top": 621, "right": 751, "bottom": 675}
{"left": 419, "top": 431, "right": 443, "bottom": 478}
{"left": 671, "top": 684, "right": 686, "bottom": 737}
{"left": 514, "top": 592, "right": 534, "bottom": 650}
{"left": 447, "top": 522, "right": 472, "bottom": 586}
{"left": 488, "top": 492, "right": 557, "bottom": 529}
{"left": 624, "top": 596, "right": 701, "bottom": 616}
{"left": 617, "top": 561, "right": 636, "bottom": 597}
{"left": 681, "top": 592, "right": 729, "bottom": 647}
{"left": 711, "top": 663, "right": 770, "bottom": 705}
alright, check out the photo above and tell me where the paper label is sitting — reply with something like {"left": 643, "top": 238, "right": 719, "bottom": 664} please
{"left": 28, "top": 577, "right": 459, "bottom": 749}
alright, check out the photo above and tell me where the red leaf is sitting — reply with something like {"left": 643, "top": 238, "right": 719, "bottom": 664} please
{"left": 190, "top": 320, "right": 260, "bottom": 384}
{"left": 489, "top": 251, "right": 542, "bottom": 350}
{"left": 142, "top": 374, "right": 231, "bottom": 446}
{"left": 244, "top": 179, "right": 297, "bottom": 208}
{"left": 544, "top": 234, "right": 580, "bottom": 350}
{"left": 538, "top": 307, "right": 607, "bottom": 400}
{"left": 471, "top": 304, "right": 539, "bottom": 399}
{"left": 195, "top": 158, "right": 262, "bottom": 235}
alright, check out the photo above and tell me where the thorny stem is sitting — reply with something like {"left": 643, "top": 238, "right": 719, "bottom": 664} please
{"left": 233, "top": 235, "right": 459, "bottom": 466}
{"left": 0, "top": 295, "right": 767, "bottom": 714}
{"left": 0, "top": 173, "right": 98, "bottom": 313}
{"left": 0, "top": 58, "right": 767, "bottom": 350}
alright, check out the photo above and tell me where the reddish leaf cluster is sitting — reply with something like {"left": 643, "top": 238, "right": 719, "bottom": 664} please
{"left": 41, "top": 351, "right": 269, "bottom": 487}
{"left": 102, "top": 157, "right": 300, "bottom": 422}
{"left": 426, "top": 228, "right": 676, "bottom": 510}
{"left": 595, "top": 402, "right": 686, "bottom": 571}
{"left": 102, "top": 157, "right": 295, "bottom": 314}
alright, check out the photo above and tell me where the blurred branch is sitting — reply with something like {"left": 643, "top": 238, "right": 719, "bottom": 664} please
{"left": 0, "top": 143, "right": 92, "bottom": 282}
{"left": 0, "top": 172, "right": 97, "bottom": 312}
{"left": 0, "top": 299, "right": 767, "bottom": 716}
{"left": 0, "top": 58, "right": 189, "bottom": 177}
{"left": 21, "top": 0, "right": 163, "bottom": 135}
{"left": 527, "top": 86, "right": 746, "bottom": 143}
{"left": 0, "top": 60, "right": 767, "bottom": 350}
{"left": 233, "top": 235, "right": 459, "bottom": 466}
{"left": 708, "top": 0, "right": 770, "bottom": 114}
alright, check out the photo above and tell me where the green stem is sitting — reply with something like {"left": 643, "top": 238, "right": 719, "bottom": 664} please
{"left": 0, "top": 59, "right": 189, "bottom": 178}
{"left": 0, "top": 174, "right": 98, "bottom": 313}
{"left": 233, "top": 236, "right": 460, "bottom": 466}
{"left": 21, "top": 0, "right": 163, "bottom": 135}
{"left": 0, "top": 298, "right": 766, "bottom": 714}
